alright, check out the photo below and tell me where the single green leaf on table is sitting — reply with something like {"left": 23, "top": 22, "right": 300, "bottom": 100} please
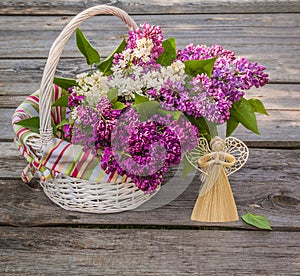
{"left": 242, "top": 210, "right": 272, "bottom": 230}
{"left": 226, "top": 116, "right": 239, "bottom": 137}
{"left": 184, "top": 57, "right": 217, "bottom": 77}
{"left": 76, "top": 28, "right": 100, "bottom": 66}
{"left": 156, "top": 38, "right": 177, "bottom": 66}
{"left": 248, "top": 98, "right": 269, "bottom": 115}
{"left": 53, "top": 77, "right": 77, "bottom": 90}
{"left": 230, "top": 97, "right": 260, "bottom": 134}
{"left": 98, "top": 37, "right": 126, "bottom": 76}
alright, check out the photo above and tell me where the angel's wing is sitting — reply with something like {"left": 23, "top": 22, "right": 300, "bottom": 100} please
{"left": 224, "top": 136, "right": 249, "bottom": 176}
{"left": 185, "top": 137, "right": 210, "bottom": 175}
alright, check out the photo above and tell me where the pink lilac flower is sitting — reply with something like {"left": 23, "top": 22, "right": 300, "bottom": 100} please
{"left": 176, "top": 44, "right": 268, "bottom": 123}
{"left": 101, "top": 108, "right": 198, "bottom": 192}
{"left": 114, "top": 22, "right": 164, "bottom": 66}
{"left": 127, "top": 22, "right": 164, "bottom": 59}
{"left": 66, "top": 23, "right": 269, "bottom": 192}
{"left": 71, "top": 97, "right": 121, "bottom": 155}
{"left": 68, "top": 92, "right": 84, "bottom": 108}
{"left": 63, "top": 124, "right": 71, "bottom": 138}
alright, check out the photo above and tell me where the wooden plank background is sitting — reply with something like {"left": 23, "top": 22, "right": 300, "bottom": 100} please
{"left": 1, "top": 0, "right": 300, "bottom": 14}
{"left": 1, "top": 227, "right": 299, "bottom": 275}
{"left": 1, "top": 13, "right": 299, "bottom": 146}
{"left": 0, "top": 0, "right": 299, "bottom": 274}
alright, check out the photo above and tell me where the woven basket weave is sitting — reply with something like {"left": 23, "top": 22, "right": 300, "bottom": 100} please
{"left": 13, "top": 5, "right": 160, "bottom": 213}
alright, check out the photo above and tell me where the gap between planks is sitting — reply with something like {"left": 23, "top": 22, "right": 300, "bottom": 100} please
{"left": 0, "top": 147, "right": 299, "bottom": 229}
{"left": 0, "top": 227, "right": 299, "bottom": 275}
{"left": 1, "top": 0, "right": 300, "bottom": 14}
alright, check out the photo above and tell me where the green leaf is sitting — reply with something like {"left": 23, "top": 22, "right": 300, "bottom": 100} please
{"left": 56, "top": 118, "right": 69, "bottom": 129}
{"left": 51, "top": 121, "right": 57, "bottom": 136}
{"left": 76, "top": 28, "right": 100, "bottom": 66}
{"left": 242, "top": 210, "right": 272, "bottom": 230}
{"left": 52, "top": 94, "right": 69, "bottom": 107}
{"left": 226, "top": 116, "right": 239, "bottom": 137}
{"left": 156, "top": 38, "right": 177, "bottom": 66}
{"left": 14, "top": 117, "right": 40, "bottom": 133}
{"left": 133, "top": 101, "right": 161, "bottom": 121}
{"left": 184, "top": 57, "right": 217, "bottom": 77}
{"left": 248, "top": 98, "right": 269, "bottom": 115}
{"left": 182, "top": 155, "right": 196, "bottom": 178}
{"left": 53, "top": 77, "right": 77, "bottom": 90}
{"left": 186, "top": 115, "right": 212, "bottom": 141}
{"left": 113, "top": 101, "right": 127, "bottom": 110}
{"left": 206, "top": 121, "right": 218, "bottom": 137}
{"left": 157, "top": 108, "right": 183, "bottom": 121}
{"left": 134, "top": 92, "right": 150, "bottom": 105}
{"left": 107, "top": 88, "right": 118, "bottom": 103}
{"left": 230, "top": 98, "right": 260, "bottom": 134}
{"left": 98, "top": 37, "right": 126, "bottom": 76}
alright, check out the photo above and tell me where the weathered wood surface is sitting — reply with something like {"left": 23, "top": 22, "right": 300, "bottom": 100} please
{"left": 0, "top": 1, "right": 299, "bottom": 275}
{"left": 1, "top": 143, "right": 299, "bottom": 230}
{"left": 1, "top": 13, "right": 299, "bottom": 145}
{"left": 1, "top": 227, "right": 299, "bottom": 275}
{"left": 1, "top": 14, "right": 299, "bottom": 83}
{"left": 1, "top": 0, "right": 300, "bottom": 14}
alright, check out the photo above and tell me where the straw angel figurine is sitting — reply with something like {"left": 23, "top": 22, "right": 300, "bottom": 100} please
{"left": 186, "top": 136, "right": 249, "bottom": 222}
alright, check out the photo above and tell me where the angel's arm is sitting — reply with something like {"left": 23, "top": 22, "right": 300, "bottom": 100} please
{"left": 220, "top": 153, "right": 235, "bottom": 168}
{"left": 198, "top": 152, "right": 214, "bottom": 168}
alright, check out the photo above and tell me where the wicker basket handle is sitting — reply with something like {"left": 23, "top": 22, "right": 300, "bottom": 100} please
{"left": 39, "top": 5, "right": 137, "bottom": 145}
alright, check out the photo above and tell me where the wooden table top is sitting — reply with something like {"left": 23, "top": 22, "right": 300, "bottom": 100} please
{"left": 0, "top": 1, "right": 299, "bottom": 275}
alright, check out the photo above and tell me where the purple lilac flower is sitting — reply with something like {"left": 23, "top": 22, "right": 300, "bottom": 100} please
{"left": 68, "top": 92, "right": 84, "bottom": 108}
{"left": 235, "top": 57, "right": 269, "bottom": 89}
{"left": 176, "top": 44, "right": 268, "bottom": 123}
{"left": 177, "top": 43, "right": 235, "bottom": 62}
{"left": 102, "top": 107, "right": 198, "bottom": 192}
{"left": 63, "top": 124, "right": 71, "bottom": 138}
{"left": 157, "top": 78, "right": 223, "bottom": 123}
{"left": 71, "top": 97, "right": 121, "bottom": 155}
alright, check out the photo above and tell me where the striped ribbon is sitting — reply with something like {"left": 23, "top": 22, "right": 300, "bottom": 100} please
{"left": 12, "top": 85, "right": 128, "bottom": 184}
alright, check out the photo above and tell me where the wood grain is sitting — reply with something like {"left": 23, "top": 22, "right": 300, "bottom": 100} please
{"left": 1, "top": 145, "right": 299, "bottom": 229}
{"left": 0, "top": 1, "right": 299, "bottom": 274}
{"left": 1, "top": 0, "right": 300, "bottom": 14}
{"left": 1, "top": 14, "right": 299, "bottom": 85}
{"left": 1, "top": 227, "right": 299, "bottom": 275}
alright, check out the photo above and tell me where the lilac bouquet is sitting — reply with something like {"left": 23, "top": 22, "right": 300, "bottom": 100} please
{"left": 52, "top": 23, "right": 268, "bottom": 192}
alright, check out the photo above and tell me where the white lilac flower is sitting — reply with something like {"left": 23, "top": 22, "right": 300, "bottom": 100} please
{"left": 74, "top": 71, "right": 109, "bottom": 106}
{"left": 133, "top": 38, "right": 154, "bottom": 63}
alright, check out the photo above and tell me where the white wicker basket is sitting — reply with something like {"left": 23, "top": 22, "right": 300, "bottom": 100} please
{"left": 14, "top": 5, "right": 160, "bottom": 213}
